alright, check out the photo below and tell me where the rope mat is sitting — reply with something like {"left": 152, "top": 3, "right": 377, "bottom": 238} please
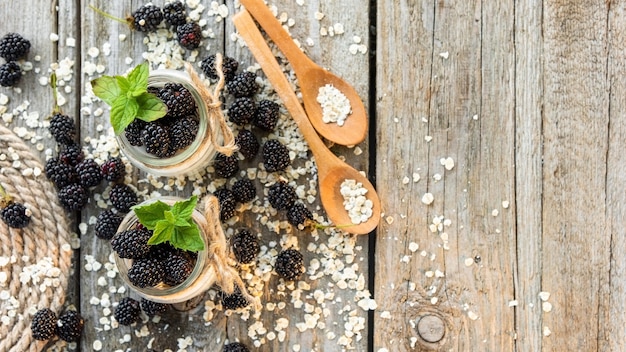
{"left": 0, "top": 124, "right": 72, "bottom": 352}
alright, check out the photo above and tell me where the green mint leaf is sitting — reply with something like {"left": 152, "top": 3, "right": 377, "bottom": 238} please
{"left": 164, "top": 210, "right": 176, "bottom": 224}
{"left": 135, "top": 92, "right": 167, "bottom": 122}
{"left": 115, "top": 75, "right": 131, "bottom": 93}
{"left": 91, "top": 76, "right": 120, "bottom": 105}
{"left": 127, "top": 62, "right": 149, "bottom": 96}
{"left": 132, "top": 200, "right": 170, "bottom": 230}
{"left": 148, "top": 219, "right": 175, "bottom": 246}
{"left": 110, "top": 95, "right": 138, "bottom": 134}
{"left": 172, "top": 195, "right": 198, "bottom": 221}
{"left": 174, "top": 217, "right": 192, "bottom": 228}
{"left": 172, "top": 225, "right": 204, "bottom": 252}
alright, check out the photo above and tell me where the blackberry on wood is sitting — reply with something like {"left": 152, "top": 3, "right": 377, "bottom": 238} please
{"left": 158, "top": 83, "right": 196, "bottom": 119}
{"left": 0, "top": 62, "right": 21, "bottom": 87}
{"left": 109, "top": 183, "right": 137, "bottom": 213}
{"left": 76, "top": 158, "right": 103, "bottom": 188}
{"left": 0, "top": 33, "right": 30, "bottom": 61}
{"left": 231, "top": 229, "right": 259, "bottom": 264}
{"left": 226, "top": 71, "right": 258, "bottom": 98}
{"left": 95, "top": 209, "right": 123, "bottom": 240}
{"left": 287, "top": 202, "right": 313, "bottom": 228}
{"left": 163, "top": 1, "right": 186, "bottom": 27}
{"left": 59, "top": 143, "right": 84, "bottom": 166}
{"left": 228, "top": 97, "right": 256, "bottom": 126}
{"left": 45, "top": 157, "right": 78, "bottom": 189}
{"left": 214, "top": 188, "right": 236, "bottom": 221}
{"left": 56, "top": 310, "right": 83, "bottom": 342}
{"left": 1, "top": 202, "right": 30, "bottom": 228}
{"left": 200, "top": 54, "right": 238, "bottom": 82}
{"left": 177, "top": 22, "right": 202, "bottom": 50}
{"left": 235, "top": 129, "right": 259, "bottom": 160}
{"left": 274, "top": 248, "right": 305, "bottom": 281}
{"left": 128, "top": 257, "right": 165, "bottom": 288}
{"left": 111, "top": 227, "right": 152, "bottom": 259}
{"left": 232, "top": 178, "right": 256, "bottom": 203}
{"left": 223, "top": 342, "right": 251, "bottom": 352}
{"left": 253, "top": 100, "right": 280, "bottom": 131}
{"left": 58, "top": 183, "right": 88, "bottom": 211}
{"left": 170, "top": 115, "right": 198, "bottom": 151}
{"left": 100, "top": 156, "right": 125, "bottom": 182}
{"left": 262, "top": 139, "right": 291, "bottom": 172}
{"left": 131, "top": 4, "right": 163, "bottom": 32}
{"left": 49, "top": 113, "right": 76, "bottom": 145}
{"left": 114, "top": 297, "right": 141, "bottom": 325}
{"left": 164, "top": 251, "right": 194, "bottom": 286}
{"left": 125, "top": 119, "right": 146, "bottom": 147}
{"left": 220, "top": 287, "right": 249, "bottom": 310}
{"left": 141, "top": 298, "right": 168, "bottom": 317}
{"left": 30, "top": 308, "right": 57, "bottom": 341}
{"left": 213, "top": 153, "right": 239, "bottom": 179}
{"left": 268, "top": 181, "right": 297, "bottom": 210}
{"left": 142, "top": 122, "right": 172, "bottom": 158}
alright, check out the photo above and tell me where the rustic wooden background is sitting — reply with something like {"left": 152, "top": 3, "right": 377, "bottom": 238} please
{"left": 2, "top": 0, "right": 624, "bottom": 351}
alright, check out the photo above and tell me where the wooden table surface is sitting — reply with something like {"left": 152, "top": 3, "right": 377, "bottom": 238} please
{"left": 2, "top": 1, "right": 625, "bottom": 351}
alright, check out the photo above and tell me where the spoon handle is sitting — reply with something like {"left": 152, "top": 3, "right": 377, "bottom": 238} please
{"left": 239, "top": 0, "right": 315, "bottom": 75}
{"left": 233, "top": 9, "right": 334, "bottom": 172}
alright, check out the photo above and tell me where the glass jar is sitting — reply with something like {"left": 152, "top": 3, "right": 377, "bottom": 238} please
{"left": 114, "top": 197, "right": 216, "bottom": 306}
{"left": 116, "top": 69, "right": 222, "bottom": 177}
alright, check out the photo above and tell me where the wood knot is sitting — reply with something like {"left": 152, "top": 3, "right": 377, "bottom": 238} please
{"left": 416, "top": 314, "right": 445, "bottom": 343}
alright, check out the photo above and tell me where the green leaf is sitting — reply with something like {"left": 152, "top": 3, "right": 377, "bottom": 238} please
{"left": 135, "top": 92, "right": 167, "bottom": 122}
{"left": 127, "top": 62, "right": 149, "bottom": 96}
{"left": 116, "top": 75, "right": 131, "bottom": 93}
{"left": 91, "top": 76, "right": 120, "bottom": 105}
{"left": 110, "top": 95, "right": 138, "bottom": 134}
{"left": 172, "top": 195, "right": 198, "bottom": 220}
{"left": 164, "top": 210, "right": 176, "bottom": 224}
{"left": 172, "top": 225, "right": 204, "bottom": 252}
{"left": 132, "top": 200, "right": 170, "bottom": 230}
{"left": 148, "top": 219, "right": 175, "bottom": 246}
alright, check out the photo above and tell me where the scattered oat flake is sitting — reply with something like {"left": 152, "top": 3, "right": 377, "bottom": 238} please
{"left": 439, "top": 51, "right": 449, "bottom": 59}
{"left": 502, "top": 200, "right": 510, "bottom": 209}
{"left": 385, "top": 216, "right": 394, "bottom": 224}
{"left": 468, "top": 311, "right": 479, "bottom": 320}
{"left": 539, "top": 291, "right": 550, "bottom": 301}
{"left": 542, "top": 302, "right": 553, "bottom": 312}
{"left": 421, "top": 193, "right": 434, "bottom": 205}
{"left": 508, "top": 300, "right": 518, "bottom": 307}
{"left": 543, "top": 326, "right": 552, "bottom": 336}
{"left": 492, "top": 209, "right": 499, "bottom": 217}
{"left": 464, "top": 257, "right": 474, "bottom": 267}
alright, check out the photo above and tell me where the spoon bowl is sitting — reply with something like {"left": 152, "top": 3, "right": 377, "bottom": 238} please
{"left": 234, "top": 9, "right": 380, "bottom": 235}
{"left": 239, "top": 0, "right": 368, "bottom": 146}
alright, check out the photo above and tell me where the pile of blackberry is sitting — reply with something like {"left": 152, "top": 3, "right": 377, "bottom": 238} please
{"left": 30, "top": 308, "right": 84, "bottom": 342}
{"left": 0, "top": 32, "right": 30, "bottom": 87}
{"left": 124, "top": 82, "right": 200, "bottom": 158}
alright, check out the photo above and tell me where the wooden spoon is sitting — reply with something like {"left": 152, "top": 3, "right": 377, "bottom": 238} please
{"left": 234, "top": 9, "right": 380, "bottom": 235}
{"left": 239, "top": 0, "right": 368, "bottom": 146}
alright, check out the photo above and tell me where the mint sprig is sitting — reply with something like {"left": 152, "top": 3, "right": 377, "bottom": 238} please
{"left": 132, "top": 196, "right": 204, "bottom": 252}
{"left": 91, "top": 62, "right": 166, "bottom": 134}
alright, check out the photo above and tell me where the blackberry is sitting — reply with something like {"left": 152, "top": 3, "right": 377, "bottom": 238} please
{"left": 142, "top": 122, "right": 172, "bottom": 158}
{"left": 286, "top": 202, "right": 313, "bottom": 228}
{"left": 274, "top": 248, "right": 304, "bottom": 281}
{"left": 141, "top": 298, "right": 168, "bottom": 317}
{"left": 224, "top": 342, "right": 251, "bottom": 352}
{"left": 0, "top": 33, "right": 30, "bottom": 61}
{"left": 226, "top": 72, "right": 258, "bottom": 98}
{"left": 76, "top": 158, "right": 103, "bottom": 188}
{"left": 59, "top": 143, "right": 84, "bottom": 166}
{"left": 220, "top": 287, "right": 249, "bottom": 310}
{"left": 170, "top": 115, "right": 199, "bottom": 151}
{"left": 200, "top": 54, "right": 238, "bottom": 82}
{"left": 0, "top": 202, "right": 30, "bottom": 228}
{"left": 262, "top": 139, "right": 291, "bottom": 172}
{"left": 128, "top": 257, "right": 165, "bottom": 288}
{"left": 100, "top": 157, "right": 125, "bottom": 182}
{"left": 214, "top": 188, "right": 236, "bottom": 221}
{"left": 213, "top": 153, "right": 239, "bottom": 178}
{"left": 58, "top": 183, "right": 88, "bottom": 211}
{"left": 268, "top": 181, "right": 297, "bottom": 210}
{"left": 111, "top": 227, "right": 152, "bottom": 259}
{"left": 56, "top": 310, "right": 83, "bottom": 342}
{"left": 235, "top": 129, "right": 259, "bottom": 160}
{"left": 228, "top": 97, "right": 256, "bottom": 125}
{"left": 0, "top": 62, "right": 21, "bottom": 87}
{"left": 159, "top": 83, "right": 196, "bottom": 119}
{"left": 253, "top": 100, "right": 280, "bottom": 131}
{"left": 30, "top": 308, "right": 57, "bottom": 341}
{"left": 95, "top": 209, "right": 123, "bottom": 240}
{"left": 149, "top": 242, "right": 176, "bottom": 261}
{"left": 232, "top": 178, "right": 256, "bottom": 203}
{"left": 231, "top": 229, "right": 259, "bottom": 264}
{"left": 114, "top": 297, "right": 141, "bottom": 325}
{"left": 49, "top": 113, "right": 76, "bottom": 145}
{"left": 109, "top": 184, "right": 137, "bottom": 213}
{"left": 163, "top": 1, "right": 186, "bottom": 27}
{"left": 45, "top": 157, "right": 78, "bottom": 189}
{"left": 177, "top": 22, "right": 202, "bottom": 50}
{"left": 131, "top": 4, "right": 163, "bottom": 32}
{"left": 125, "top": 119, "right": 146, "bottom": 146}
{"left": 163, "top": 251, "right": 194, "bottom": 286}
